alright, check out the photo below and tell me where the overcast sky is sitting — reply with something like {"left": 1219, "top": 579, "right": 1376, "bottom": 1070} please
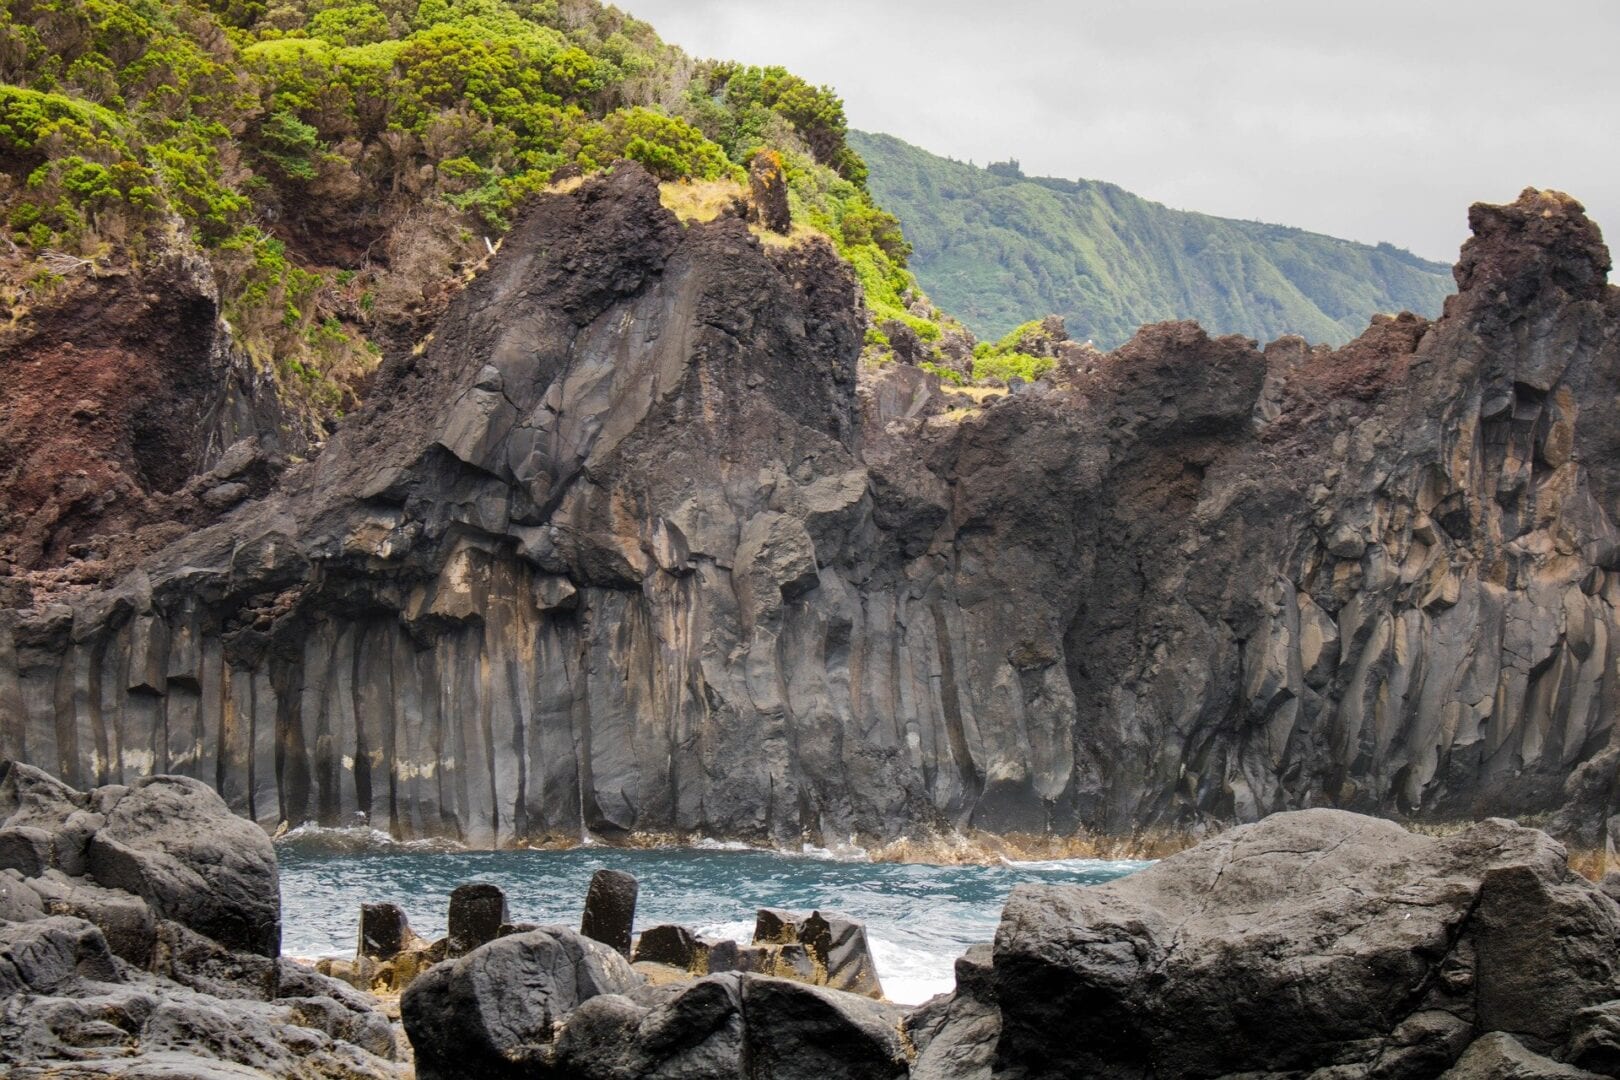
{"left": 623, "top": 0, "right": 1619, "bottom": 265}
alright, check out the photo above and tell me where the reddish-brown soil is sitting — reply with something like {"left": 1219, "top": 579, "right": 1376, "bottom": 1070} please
{"left": 0, "top": 264, "right": 226, "bottom": 595}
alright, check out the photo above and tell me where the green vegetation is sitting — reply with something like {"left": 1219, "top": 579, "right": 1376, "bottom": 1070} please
{"left": 969, "top": 321, "right": 1055, "bottom": 383}
{"left": 851, "top": 131, "right": 1456, "bottom": 350}
{"left": 0, "top": 0, "right": 933, "bottom": 422}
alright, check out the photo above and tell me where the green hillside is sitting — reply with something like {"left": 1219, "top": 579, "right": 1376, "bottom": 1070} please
{"left": 0, "top": 0, "right": 917, "bottom": 424}
{"left": 851, "top": 131, "right": 1456, "bottom": 349}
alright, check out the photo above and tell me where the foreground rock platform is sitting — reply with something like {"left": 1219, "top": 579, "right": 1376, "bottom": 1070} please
{"left": 393, "top": 808, "right": 1620, "bottom": 1078}
{"left": 920, "top": 808, "right": 1620, "bottom": 1079}
{"left": 0, "top": 760, "right": 401, "bottom": 1078}
{"left": 3, "top": 171, "right": 1618, "bottom": 852}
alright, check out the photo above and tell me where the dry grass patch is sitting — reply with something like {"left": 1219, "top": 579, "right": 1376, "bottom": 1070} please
{"left": 751, "top": 222, "right": 822, "bottom": 249}
{"left": 659, "top": 181, "right": 827, "bottom": 251}
{"left": 659, "top": 179, "right": 745, "bottom": 223}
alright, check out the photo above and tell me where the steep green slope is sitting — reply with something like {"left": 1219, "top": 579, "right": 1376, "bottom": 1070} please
{"left": 0, "top": 0, "right": 916, "bottom": 424}
{"left": 852, "top": 130, "right": 1456, "bottom": 349}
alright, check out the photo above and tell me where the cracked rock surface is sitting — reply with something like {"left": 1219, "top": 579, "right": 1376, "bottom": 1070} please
{"left": 0, "top": 760, "right": 401, "bottom": 1078}
{"left": 922, "top": 808, "right": 1620, "bottom": 1079}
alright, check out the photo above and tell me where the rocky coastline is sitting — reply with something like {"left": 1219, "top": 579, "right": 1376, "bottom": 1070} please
{"left": 10, "top": 758, "right": 1620, "bottom": 1078}
{"left": 2, "top": 169, "right": 1618, "bottom": 857}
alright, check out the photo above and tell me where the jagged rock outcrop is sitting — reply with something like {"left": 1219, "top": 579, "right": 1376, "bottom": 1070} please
{"left": 0, "top": 760, "right": 400, "bottom": 1078}
{"left": 914, "top": 808, "right": 1620, "bottom": 1079}
{"left": 2, "top": 172, "right": 1618, "bottom": 849}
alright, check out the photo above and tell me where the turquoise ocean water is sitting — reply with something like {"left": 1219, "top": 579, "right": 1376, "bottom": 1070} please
{"left": 276, "top": 830, "right": 1147, "bottom": 1004}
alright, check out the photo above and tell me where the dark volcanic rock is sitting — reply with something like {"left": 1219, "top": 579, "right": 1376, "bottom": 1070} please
{"left": 357, "top": 900, "right": 417, "bottom": 962}
{"left": 553, "top": 974, "right": 746, "bottom": 1077}
{"left": 579, "top": 867, "right": 637, "bottom": 955}
{"left": 4, "top": 175, "right": 1620, "bottom": 852}
{"left": 915, "top": 808, "right": 1620, "bottom": 1080}
{"left": 754, "top": 906, "right": 885, "bottom": 997}
{"left": 401, "top": 926, "right": 641, "bottom": 1080}
{"left": 1443, "top": 1033, "right": 1602, "bottom": 1079}
{"left": 632, "top": 922, "right": 707, "bottom": 969}
{"left": 739, "top": 975, "right": 910, "bottom": 1080}
{"left": 0, "top": 764, "right": 397, "bottom": 1078}
{"left": 748, "top": 150, "right": 792, "bottom": 234}
{"left": 88, "top": 774, "right": 280, "bottom": 956}
{"left": 446, "top": 882, "right": 508, "bottom": 957}
{"left": 1, "top": 762, "right": 277, "bottom": 958}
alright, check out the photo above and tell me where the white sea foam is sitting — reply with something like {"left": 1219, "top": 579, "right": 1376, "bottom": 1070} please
{"left": 868, "top": 934, "right": 957, "bottom": 1005}
{"left": 691, "top": 838, "right": 757, "bottom": 852}
{"left": 689, "top": 923, "right": 959, "bottom": 1006}
{"left": 999, "top": 856, "right": 1155, "bottom": 874}
{"left": 693, "top": 919, "right": 756, "bottom": 944}
{"left": 273, "top": 823, "right": 463, "bottom": 854}
{"left": 797, "top": 839, "right": 870, "bottom": 862}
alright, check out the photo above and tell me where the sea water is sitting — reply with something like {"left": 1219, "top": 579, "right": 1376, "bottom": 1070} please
{"left": 276, "top": 830, "right": 1149, "bottom": 1005}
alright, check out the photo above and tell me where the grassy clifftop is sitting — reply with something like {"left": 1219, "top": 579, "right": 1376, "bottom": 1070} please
{"left": 0, "top": 0, "right": 915, "bottom": 426}
{"left": 851, "top": 130, "right": 1455, "bottom": 349}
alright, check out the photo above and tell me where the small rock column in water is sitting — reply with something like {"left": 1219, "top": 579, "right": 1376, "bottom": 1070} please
{"left": 357, "top": 902, "right": 417, "bottom": 962}
{"left": 447, "top": 883, "right": 508, "bottom": 958}
{"left": 580, "top": 869, "right": 638, "bottom": 956}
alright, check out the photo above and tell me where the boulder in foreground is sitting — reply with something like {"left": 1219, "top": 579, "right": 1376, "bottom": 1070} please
{"left": 923, "top": 808, "right": 1620, "bottom": 1079}
{"left": 0, "top": 762, "right": 399, "bottom": 1078}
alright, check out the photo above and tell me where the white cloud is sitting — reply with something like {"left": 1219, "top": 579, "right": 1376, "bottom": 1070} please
{"left": 622, "top": 0, "right": 1619, "bottom": 264}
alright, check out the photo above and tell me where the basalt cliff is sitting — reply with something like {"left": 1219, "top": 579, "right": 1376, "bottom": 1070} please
{"left": 2, "top": 168, "right": 1617, "bottom": 850}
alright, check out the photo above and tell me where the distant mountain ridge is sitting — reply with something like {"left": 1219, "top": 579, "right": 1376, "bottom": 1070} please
{"left": 851, "top": 130, "right": 1456, "bottom": 349}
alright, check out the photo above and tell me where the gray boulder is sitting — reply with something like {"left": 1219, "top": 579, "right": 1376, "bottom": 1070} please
{"left": 906, "top": 944, "right": 998, "bottom": 1080}
{"left": 0, "top": 915, "right": 121, "bottom": 996}
{"left": 402, "top": 925, "right": 642, "bottom": 1080}
{"left": 1566, "top": 1000, "right": 1620, "bottom": 1076}
{"left": 27, "top": 868, "right": 158, "bottom": 966}
{"left": 0, "top": 917, "right": 399, "bottom": 1079}
{"left": 357, "top": 901, "right": 418, "bottom": 962}
{"left": 740, "top": 975, "right": 910, "bottom": 1080}
{"left": 552, "top": 975, "right": 746, "bottom": 1078}
{"left": 0, "top": 764, "right": 397, "bottom": 1079}
{"left": 752, "top": 907, "right": 885, "bottom": 998}
{"left": 632, "top": 923, "right": 709, "bottom": 970}
{"left": 949, "top": 809, "right": 1620, "bottom": 1079}
{"left": 445, "top": 881, "right": 508, "bottom": 957}
{"left": 1441, "top": 1033, "right": 1603, "bottom": 1079}
{"left": 85, "top": 775, "right": 279, "bottom": 957}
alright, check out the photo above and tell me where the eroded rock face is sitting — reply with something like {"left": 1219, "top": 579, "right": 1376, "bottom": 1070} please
{"left": 922, "top": 809, "right": 1620, "bottom": 1079}
{"left": 2, "top": 174, "right": 1618, "bottom": 848}
{"left": 0, "top": 251, "right": 305, "bottom": 586}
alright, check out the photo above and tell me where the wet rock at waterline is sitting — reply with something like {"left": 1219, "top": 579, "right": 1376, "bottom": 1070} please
{"left": 0, "top": 761, "right": 398, "bottom": 1078}
{"left": 5, "top": 175, "right": 1620, "bottom": 850}
{"left": 580, "top": 867, "right": 638, "bottom": 955}
{"left": 753, "top": 907, "right": 885, "bottom": 998}
{"left": 632, "top": 922, "right": 708, "bottom": 969}
{"left": 400, "top": 929, "right": 911, "bottom": 1080}
{"left": 358, "top": 900, "right": 420, "bottom": 962}
{"left": 446, "top": 881, "right": 508, "bottom": 957}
